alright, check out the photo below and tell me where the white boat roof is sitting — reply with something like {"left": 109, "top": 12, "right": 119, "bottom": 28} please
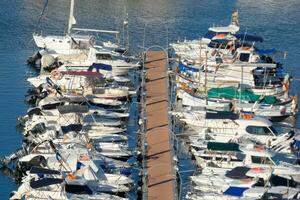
{"left": 240, "top": 147, "right": 275, "bottom": 157}
{"left": 208, "top": 25, "right": 239, "bottom": 33}
{"left": 235, "top": 116, "right": 273, "bottom": 127}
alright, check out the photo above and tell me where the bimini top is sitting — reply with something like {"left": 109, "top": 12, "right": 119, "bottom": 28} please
{"left": 235, "top": 34, "right": 264, "bottom": 42}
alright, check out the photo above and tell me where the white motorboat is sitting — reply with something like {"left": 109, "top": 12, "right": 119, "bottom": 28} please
{"left": 192, "top": 142, "right": 300, "bottom": 182}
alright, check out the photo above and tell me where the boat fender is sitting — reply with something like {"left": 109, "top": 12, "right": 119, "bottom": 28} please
{"left": 279, "top": 106, "right": 286, "bottom": 114}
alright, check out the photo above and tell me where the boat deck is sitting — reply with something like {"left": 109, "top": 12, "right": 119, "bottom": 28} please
{"left": 144, "top": 51, "right": 175, "bottom": 200}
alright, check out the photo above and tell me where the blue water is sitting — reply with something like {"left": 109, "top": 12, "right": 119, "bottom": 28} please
{"left": 1, "top": 0, "right": 300, "bottom": 198}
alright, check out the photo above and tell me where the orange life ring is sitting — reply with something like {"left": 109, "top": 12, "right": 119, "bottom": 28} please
{"left": 50, "top": 69, "right": 62, "bottom": 80}
{"left": 243, "top": 113, "right": 253, "bottom": 119}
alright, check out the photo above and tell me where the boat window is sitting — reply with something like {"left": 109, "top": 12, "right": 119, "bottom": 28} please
{"left": 251, "top": 156, "right": 274, "bottom": 165}
{"left": 239, "top": 53, "right": 250, "bottom": 62}
{"left": 96, "top": 53, "right": 112, "bottom": 60}
{"left": 246, "top": 126, "right": 272, "bottom": 135}
{"left": 271, "top": 154, "right": 298, "bottom": 166}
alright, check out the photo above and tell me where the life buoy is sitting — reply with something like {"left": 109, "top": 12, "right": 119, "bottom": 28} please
{"left": 50, "top": 69, "right": 62, "bottom": 80}
{"left": 243, "top": 113, "right": 253, "bottom": 119}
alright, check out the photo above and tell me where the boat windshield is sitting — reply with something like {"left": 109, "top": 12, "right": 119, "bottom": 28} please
{"left": 268, "top": 126, "right": 279, "bottom": 135}
{"left": 239, "top": 53, "right": 250, "bottom": 62}
{"left": 271, "top": 154, "right": 298, "bottom": 166}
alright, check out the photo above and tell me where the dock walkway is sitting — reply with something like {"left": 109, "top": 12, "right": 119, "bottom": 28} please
{"left": 143, "top": 51, "right": 176, "bottom": 200}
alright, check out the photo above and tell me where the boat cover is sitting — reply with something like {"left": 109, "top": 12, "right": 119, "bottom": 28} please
{"left": 224, "top": 186, "right": 248, "bottom": 197}
{"left": 57, "top": 105, "right": 89, "bottom": 114}
{"left": 61, "top": 71, "right": 103, "bottom": 77}
{"left": 30, "top": 178, "right": 63, "bottom": 189}
{"left": 207, "top": 142, "right": 240, "bottom": 152}
{"left": 235, "top": 34, "right": 264, "bottom": 42}
{"left": 206, "top": 111, "right": 239, "bottom": 120}
{"left": 27, "top": 107, "right": 42, "bottom": 116}
{"left": 208, "top": 86, "right": 276, "bottom": 104}
{"left": 62, "top": 96, "right": 86, "bottom": 103}
{"left": 88, "top": 63, "right": 112, "bottom": 71}
{"left": 226, "top": 167, "right": 250, "bottom": 179}
{"left": 65, "top": 184, "right": 93, "bottom": 195}
{"left": 61, "top": 124, "right": 83, "bottom": 133}
{"left": 30, "top": 166, "right": 60, "bottom": 175}
{"left": 178, "top": 62, "right": 200, "bottom": 73}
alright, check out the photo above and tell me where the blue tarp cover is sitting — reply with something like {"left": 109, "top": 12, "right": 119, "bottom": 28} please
{"left": 224, "top": 186, "right": 248, "bottom": 197}
{"left": 89, "top": 63, "right": 112, "bottom": 71}
{"left": 178, "top": 62, "right": 200, "bottom": 73}
{"left": 256, "top": 48, "right": 276, "bottom": 55}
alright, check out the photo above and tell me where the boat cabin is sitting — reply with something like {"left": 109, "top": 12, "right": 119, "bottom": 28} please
{"left": 232, "top": 47, "right": 260, "bottom": 63}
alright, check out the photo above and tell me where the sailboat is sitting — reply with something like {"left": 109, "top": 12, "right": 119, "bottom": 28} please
{"left": 32, "top": 0, "right": 120, "bottom": 55}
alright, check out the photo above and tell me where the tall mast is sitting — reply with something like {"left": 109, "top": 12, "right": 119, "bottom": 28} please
{"left": 67, "top": 0, "right": 76, "bottom": 34}
{"left": 205, "top": 50, "right": 208, "bottom": 106}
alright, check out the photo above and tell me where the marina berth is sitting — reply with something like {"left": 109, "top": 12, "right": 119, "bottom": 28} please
{"left": 169, "top": 11, "right": 300, "bottom": 200}
{"left": 2, "top": 2, "right": 141, "bottom": 198}
{"left": 2, "top": 3, "right": 300, "bottom": 199}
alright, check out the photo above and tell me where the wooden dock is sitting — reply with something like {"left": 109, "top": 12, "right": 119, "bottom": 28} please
{"left": 143, "top": 51, "right": 176, "bottom": 200}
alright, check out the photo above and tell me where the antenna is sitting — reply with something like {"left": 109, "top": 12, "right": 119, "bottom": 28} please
{"left": 122, "top": 1, "right": 129, "bottom": 49}
{"left": 67, "top": 0, "right": 76, "bottom": 35}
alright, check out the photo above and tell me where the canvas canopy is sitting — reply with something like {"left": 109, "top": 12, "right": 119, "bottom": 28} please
{"left": 57, "top": 105, "right": 89, "bottom": 114}
{"left": 224, "top": 186, "right": 248, "bottom": 197}
{"left": 30, "top": 178, "right": 63, "bottom": 189}
{"left": 226, "top": 167, "right": 250, "bottom": 179}
{"left": 207, "top": 142, "right": 240, "bottom": 152}
{"left": 235, "top": 34, "right": 264, "bottom": 42}
{"left": 178, "top": 62, "right": 200, "bottom": 73}
{"left": 30, "top": 166, "right": 60, "bottom": 175}
{"left": 208, "top": 86, "right": 276, "bottom": 104}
